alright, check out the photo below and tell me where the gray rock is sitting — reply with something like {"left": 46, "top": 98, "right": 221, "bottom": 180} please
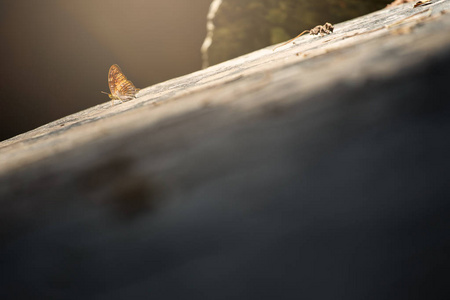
{"left": 1, "top": 1, "right": 450, "bottom": 299}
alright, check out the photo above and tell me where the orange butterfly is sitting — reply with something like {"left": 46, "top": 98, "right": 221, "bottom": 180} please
{"left": 101, "top": 64, "right": 140, "bottom": 105}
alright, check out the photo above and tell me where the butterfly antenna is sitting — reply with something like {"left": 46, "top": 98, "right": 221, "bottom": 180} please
{"left": 273, "top": 30, "right": 310, "bottom": 51}
{"left": 101, "top": 91, "right": 109, "bottom": 95}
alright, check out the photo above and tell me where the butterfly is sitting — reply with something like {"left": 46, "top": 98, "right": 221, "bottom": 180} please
{"left": 101, "top": 64, "right": 140, "bottom": 105}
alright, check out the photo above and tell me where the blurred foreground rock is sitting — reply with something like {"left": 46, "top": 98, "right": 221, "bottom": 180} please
{"left": 201, "top": 0, "right": 391, "bottom": 67}
{"left": 1, "top": 1, "right": 450, "bottom": 299}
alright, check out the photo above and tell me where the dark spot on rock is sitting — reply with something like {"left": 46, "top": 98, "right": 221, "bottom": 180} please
{"left": 110, "top": 175, "right": 160, "bottom": 220}
{"left": 263, "top": 104, "right": 286, "bottom": 117}
{"left": 79, "top": 156, "right": 132, "bottom": 190}
{"left": 78, "top": 156, "right": 162, "bottom": 219}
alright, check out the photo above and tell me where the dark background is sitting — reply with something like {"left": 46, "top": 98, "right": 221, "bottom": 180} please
{"left": 0, "top": 0, "right": 212, "bottom": 141}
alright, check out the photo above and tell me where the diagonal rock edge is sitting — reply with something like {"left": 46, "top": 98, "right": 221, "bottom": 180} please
{"left": 1, "top": 2, "right": 450, "bottom": 237}
{"left": 1, "top": 2, "right": 450, "bottom": 298}
{"left": 0, "top": 3, "right": 449, "bottom": 176}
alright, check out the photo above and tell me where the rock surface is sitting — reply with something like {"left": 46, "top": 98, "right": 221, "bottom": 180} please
{"left": 1, "top": 1, "right": 450, "bottom": 299}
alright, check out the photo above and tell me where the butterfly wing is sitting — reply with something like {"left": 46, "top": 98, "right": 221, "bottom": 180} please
{"left": 108, "top": 64, "right": 139, "bottom": 100}
{"left": 116, "top": 77, "right": 140, "bottom": 100}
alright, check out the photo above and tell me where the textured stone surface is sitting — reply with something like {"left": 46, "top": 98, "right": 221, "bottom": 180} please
{"left": 201, "top": 0, "right": 391, "bottom": 67}
{"left": 1, "top": 1, "right": 450, "bottom": 299}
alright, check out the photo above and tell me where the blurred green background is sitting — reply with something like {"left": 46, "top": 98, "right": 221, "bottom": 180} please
{"left": 0, "top": 0, "right": 390, "bottom": 142}
{"left": 204, "top": 0, "right": 391, "bottom": 66}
